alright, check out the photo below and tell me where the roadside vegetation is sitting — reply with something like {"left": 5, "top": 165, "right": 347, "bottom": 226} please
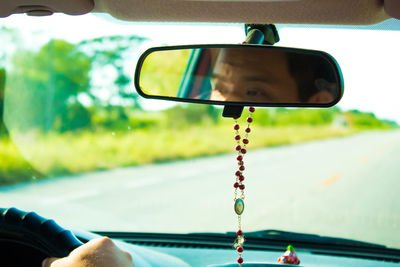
{"left": 0, "top": 27, "right": 397, "bottom": 185}
{"left": 1, "top": 105, "right": 395, "bottom": 186}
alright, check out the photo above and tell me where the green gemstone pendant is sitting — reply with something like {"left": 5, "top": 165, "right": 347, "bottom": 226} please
{"left": 234, "top": 198, "right": 244, "bottom": 215}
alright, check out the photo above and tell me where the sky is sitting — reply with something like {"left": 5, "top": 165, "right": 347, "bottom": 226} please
{"left": 1, "top": 13, "right": 400, "bottom": 122}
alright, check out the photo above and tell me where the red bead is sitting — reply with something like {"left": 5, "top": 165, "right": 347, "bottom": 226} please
{"left": 234, "top": 182, "right": 239, "bottom": 188}
{"left": 237, "top": 246, "right": 244, "bottom": 253}
{"left": 236, "top": 230, "right": 243, "bottom": 235}
{"left": 238, "top": 161, "right": 244, "bottom": 166}
{"left": 239, "top": 184, "right": 245, "bottom": 190}
{"left": 249, "top": 107, "right": 255, "bottom": 113}
{"left": 239, "top": 175, "right": 245, "bottom": 181}
{"left": 235, "top": 145, "right": 241, "bottom": 151}
{"left": 234, "top": 124, "right": 240, "bottom": 130}
{"left": 245, "top": 128, "right": 251, "bottom": 133}
{"left": 242, "top": 139, "right": 249, "bottom": 144}
{"left": 237, "top": 257, "right": 244, "bottom": 264}
{"left": 235, "top": 171, "right": 241, "bottom": 176}
{"left": 239, "top": 166, "right": 245, "bottom": 171}
{"left": 241, "top": 148, "right": 247, "bottom": 154}
{"left": 233, "top": 117, "right": 239, "bottom": 120}
{"left": 236, "top": 155, "right": 243, "bottom": 161}
{"left": 235, "top": 135, "right": 241, "bottom": 140}
{"left": 247, "top": 117, "right": 253, "bottom": 123}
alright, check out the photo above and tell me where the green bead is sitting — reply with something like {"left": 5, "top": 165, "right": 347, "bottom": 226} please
{"left": 234, "top": 198, "right": 244, "bottom": 215}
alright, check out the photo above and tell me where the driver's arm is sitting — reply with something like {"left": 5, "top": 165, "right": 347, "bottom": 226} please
{"left": 42, "top": 237, "right": 134, "bottom": 267}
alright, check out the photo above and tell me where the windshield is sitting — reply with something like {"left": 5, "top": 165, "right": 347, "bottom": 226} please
{"left": 1, "top": 14, "right": 399, "bottom": 250}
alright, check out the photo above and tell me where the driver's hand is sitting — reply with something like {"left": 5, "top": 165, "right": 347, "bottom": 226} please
{"left": 42, "top": 237, "right": 134, "bottom": 267}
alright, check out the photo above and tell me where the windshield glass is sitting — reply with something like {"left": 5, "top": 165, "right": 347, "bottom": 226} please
{"left": 1, "top": 14, "right": 399, "bottom": 250}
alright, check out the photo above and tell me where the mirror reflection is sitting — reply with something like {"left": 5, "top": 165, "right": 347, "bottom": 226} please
{"left": 137, "top": 46, "right": 342, "bottom": 105}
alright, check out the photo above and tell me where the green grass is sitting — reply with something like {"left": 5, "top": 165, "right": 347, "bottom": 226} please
{"left": 0, "top": 124, "right": 359, "bottom": 186}
{"left": 0, "top": 137, "right": 42, "bottom": 184}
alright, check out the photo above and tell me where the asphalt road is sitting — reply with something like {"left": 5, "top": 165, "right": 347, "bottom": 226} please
{"left": 1, "top": 130, "right": 400, "bottom": 249}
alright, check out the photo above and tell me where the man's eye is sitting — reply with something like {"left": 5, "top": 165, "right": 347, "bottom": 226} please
{"left": 245, "top": 88, "right": 274, "bottom": 101}
{"left": 246, "top": 89, "right": 262, "bottom": 96}
{"left": 216, "top": 87, "right": 229, "bottom": 95}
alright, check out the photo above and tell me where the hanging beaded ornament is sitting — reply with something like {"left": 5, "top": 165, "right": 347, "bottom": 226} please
{"left": 233, "top": 106, "right": 255, "bottom": 266}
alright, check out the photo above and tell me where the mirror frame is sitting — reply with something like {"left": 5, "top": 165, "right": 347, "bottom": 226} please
{"left": 134, "top": 44, "right": 344, "bottom": 108}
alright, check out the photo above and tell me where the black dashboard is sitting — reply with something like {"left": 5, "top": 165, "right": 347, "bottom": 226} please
{"left": 1, "top": 206, "right": 399, "bottom": 267}
{"left": 1, "top": 229, "right": 400, "bottom": 267}
{"left": 79, "top": 230, "right": 400, "bottom": 267}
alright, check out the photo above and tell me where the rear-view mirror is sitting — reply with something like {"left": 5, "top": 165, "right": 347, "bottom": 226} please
{"left": 134, "top": 44, "right": 344, "bottom": 107}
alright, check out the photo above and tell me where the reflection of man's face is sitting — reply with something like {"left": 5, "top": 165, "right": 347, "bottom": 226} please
{"left": 210, "top": 48, "right": 299, "bottom": 102}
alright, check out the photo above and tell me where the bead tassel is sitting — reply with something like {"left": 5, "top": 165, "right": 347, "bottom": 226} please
{"left": 233, "top": 107, "right": 255, "bottom": 267}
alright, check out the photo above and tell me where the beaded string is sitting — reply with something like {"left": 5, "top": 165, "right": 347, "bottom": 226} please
{"left": 233, "top": 106, "right": 255, "bottom": 266}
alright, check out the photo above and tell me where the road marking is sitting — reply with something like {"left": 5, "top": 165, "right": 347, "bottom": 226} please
{"left": 321, "top": 174, "right": 341, "bottom": 187}
{"left": 126, "top": 178, "right": 162, "bottom": 189}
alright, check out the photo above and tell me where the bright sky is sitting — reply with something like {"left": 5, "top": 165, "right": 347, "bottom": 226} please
{"left": 2, "top": 13, "right": 400, "bottom": 122}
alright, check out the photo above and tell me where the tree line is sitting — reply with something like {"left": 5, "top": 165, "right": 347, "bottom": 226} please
{"left": 0, "top": 27, "right": 396, "bottom": 137}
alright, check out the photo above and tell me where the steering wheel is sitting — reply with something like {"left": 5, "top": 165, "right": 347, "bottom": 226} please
{"left": 0, "top": 207, "right": 83, "bottom": 266}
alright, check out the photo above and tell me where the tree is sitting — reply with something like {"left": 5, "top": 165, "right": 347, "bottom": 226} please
{"left": 0, "top": 68, "right": 6, "bottom": 135}
{"left": 0, "top": 26, "right": 20, "bottom": 136}
{"left": 7, "top": 39, "right": 92, "bottom": 133}
{"left": 78, "top": 35, "right": 147, "bottom": 109}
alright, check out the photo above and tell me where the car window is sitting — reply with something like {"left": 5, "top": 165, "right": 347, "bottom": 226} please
{"left": 0, "top": 14, "right": 399, "bottom": 250}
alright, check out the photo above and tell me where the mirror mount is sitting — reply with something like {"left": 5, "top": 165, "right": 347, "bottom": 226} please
{"left": 244, "top": 24, "right": 280, "bottom": 45}
{"left": 222, "top": 24, "right": 280, "bottom": 118}
{"left": 243, "top": 28, "right": 265, "bottom": 45}
{"left": 222, "top": 105, "right": 244, "bottom": 119}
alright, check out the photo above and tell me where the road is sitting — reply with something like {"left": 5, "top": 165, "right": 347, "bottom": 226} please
{"left": 1, "top": 130, "right": 400, "bottom": 248}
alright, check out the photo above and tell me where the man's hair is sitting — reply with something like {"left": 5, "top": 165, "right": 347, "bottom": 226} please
{"left": 287, "top": 53, "right": 337, "bottom": 101}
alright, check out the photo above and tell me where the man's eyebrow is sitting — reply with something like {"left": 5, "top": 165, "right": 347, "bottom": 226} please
{"left": 211, "top": 72, "right": 277, "bottom": 101}
{"left": 211, "top": 73, "right": 275, "bottom": 83}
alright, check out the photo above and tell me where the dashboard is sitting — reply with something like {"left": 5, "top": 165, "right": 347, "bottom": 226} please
{"left": 1, "top": 207, "right": 399, "bottom": 267}
{"left": 1, "top": 228, "right": 399, "bottom": 266}
{"left": 75, "top": 230, "right": 400, "bottom": 267}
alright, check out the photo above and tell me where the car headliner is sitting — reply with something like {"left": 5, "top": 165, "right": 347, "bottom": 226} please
{"left": 1, "top": 0, "right": 400, "bottom": 24}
